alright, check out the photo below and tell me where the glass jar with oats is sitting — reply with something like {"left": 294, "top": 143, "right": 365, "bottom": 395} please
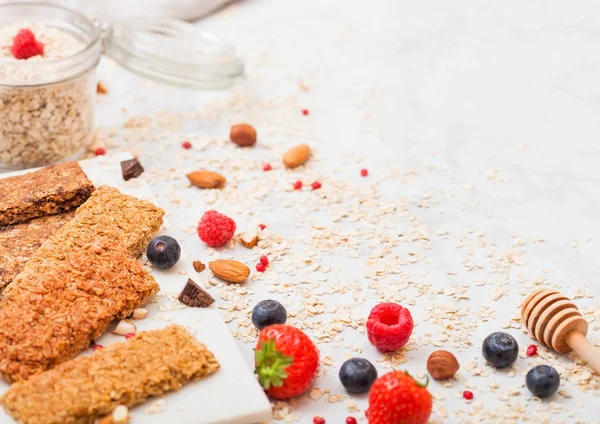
{"left": 0, "top": 4, "right": 101, "bottom": 170}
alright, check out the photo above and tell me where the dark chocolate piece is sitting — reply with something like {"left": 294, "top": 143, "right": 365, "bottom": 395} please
{"left": 178, "top": 278, "right": 214, "bottom": 308}
{"left": 120, "top": 158, "right": 145, "bottom": 181}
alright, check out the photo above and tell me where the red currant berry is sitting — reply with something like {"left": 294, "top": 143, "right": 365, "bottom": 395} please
{"left": 92, "top": 344, "right": 103, "bottom": 351}
{"left": 263, "top": 163, "right": 272, "bottom": 171}
{"left": 256, "top": 263, "right": 266, "bottom": 272}
{"left": 311, "top": 181, "right": 322, "bottom": 190}
{"left": 526, "top": 344, "right": 538, "bottom": 356}
{"left": 293, "top": 180, "right": 303, "bottom": 190}
{"left": 463, "top": 390, "right": 474, "bottom": 400}
{"left": 258, "top": 224, "right": 266, "bottom": 231}
{"left": 182, "top": 141, "right": 192, "bottom": 149}
{"left": 94, "top": 147, "right": 106, "bottom": 156}
{"left": 360, "top": 168, "right": 369, "bottom": 177}
{"left": 313, "top": 417, "right": 325, "bottom": 424}
{"left": 260, "top": 255, "right": 269, "bottom": 266}
{"left": 346, "top": 418, "right": 357, "bottom": 424}
{"left": 302, "top": 109, "right": 309, "bottom": 116}
{"left": 125, "top": 333, "right": 135, "bottom": 339}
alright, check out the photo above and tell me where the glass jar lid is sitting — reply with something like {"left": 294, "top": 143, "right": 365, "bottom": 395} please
{"left": 102, "top": 18, "right": 244, "bottom": 90}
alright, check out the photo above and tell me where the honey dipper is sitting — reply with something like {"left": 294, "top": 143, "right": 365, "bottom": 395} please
{"left": 521, "top": 288, "right": 600, "bottom": 372}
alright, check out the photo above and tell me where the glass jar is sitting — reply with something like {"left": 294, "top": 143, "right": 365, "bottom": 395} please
{"left": 0, "top": 3, "right": 101, "bottom": 170}
{"left": 0, "top": 2, "right": 243, "bottom": 170}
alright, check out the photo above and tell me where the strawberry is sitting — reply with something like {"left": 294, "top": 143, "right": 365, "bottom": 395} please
{"left": 367, "top": 371, "right": 432, "bottom": 424}
{"left": 254, "top": 324, "right": 319, "bottom": 399}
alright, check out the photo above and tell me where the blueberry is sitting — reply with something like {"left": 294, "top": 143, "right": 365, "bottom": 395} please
{"left": 526, "top": 365, "right": 560, "bottom": 398}
{"left": 482, "top": 332, "right": 519, "bottom": 368}
{"left": 252, "top": 300, "right": 287, "bottom": 330}
{"left": 339, "top": 358, "right": 378, "bottom": 394}
{"left": 146, "top": 235, "right": 181, "bottom": 269}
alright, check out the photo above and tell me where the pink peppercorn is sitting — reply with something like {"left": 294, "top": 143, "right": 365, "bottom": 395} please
{"left": 94, "top": 147, "right": 106, "bottom": 156}
{"left": 260, "top": 255, "right": 269, "bottom": 266}
{"left": 256, "top": 263, "right": 265, "bottom": 272}
{"left": 182, "top": 141, "right": 192, "bottom": 149}
{"left": 463, "top": 390, "right": 473, "bottom": 400}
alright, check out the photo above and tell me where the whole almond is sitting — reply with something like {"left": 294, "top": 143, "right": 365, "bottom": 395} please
{"left": 230, "top": 124, "right": 257, "bottom": 147}
{"left": 209, "top": 259, "right": 250, "bottom": 283}
{"left": 427, "top": 350, "right": 460, "bottom": 380}
{"left": 283, "top": 144, "right": 311, "bottom": 168}
{"left": 186, "top": 171, "right": 226, "bottom": 189}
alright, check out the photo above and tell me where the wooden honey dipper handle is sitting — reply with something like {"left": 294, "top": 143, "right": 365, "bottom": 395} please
{"left": 566, "top": 330, "right": 600, "bottom": 373}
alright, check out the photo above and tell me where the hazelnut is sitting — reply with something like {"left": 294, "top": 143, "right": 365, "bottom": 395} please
{"left": 427, "top": 350, "right": 460, "bottom": 380}
{"left": 230, "top": 124, "right": 257, "bottom": 146}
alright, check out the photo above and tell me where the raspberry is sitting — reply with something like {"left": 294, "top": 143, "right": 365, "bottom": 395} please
{"left": 11, "top": 29, "right": 44, "bottom": 60}
{"left": 463, "top": 390, "right": 473, "bottom": 400}
{"left": 263, "top": 163, "right": 272, "bottom": 171}
{"left": 260, "top": 255, "right": 269, "bottom": 266}
{"left": 311, "top": 181, "right": 322, "bottom": 190}
{"left": 197, "top": 210, "right": 236, "bottom": 247}
{"left": 366, "top": 303, "right": 413, "bottom": 352}
{"left": 182, "top": 141, "right": 192, "bottom": 149}
{"left": 526, "top": 344, "right": 538, "bottom": 356}
{"left": 361, "top": 168, "right": 369, "bottom": 177}
{"left": 293, "top": 180, "right": 303, "bottom": 190}
{"left": 95, "top": 147, "right": 106, "bottom": 156}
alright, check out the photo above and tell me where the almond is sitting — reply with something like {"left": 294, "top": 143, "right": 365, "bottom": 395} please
{"left": 113, "top": 319, "right": 136, "bottom": 336}
{"left": 283, "top": 144, "right": 311, "bottom": 168}
{"left": 131, "top": 308, "right": 147, "bottom": 320}
{"left": 186, "top": 171, "right": 226, "bottom": 189}
{"left": 230, "top": 123, "right": 257, "bottom": 147}
{"left": 209, "top": 259, "right": 250, "bottom": 283}
{"left": 427, "top": 350, "right": 460, "bottom": 380}
{"left": 239, "top": 231, "right": 258, "bottom": 249}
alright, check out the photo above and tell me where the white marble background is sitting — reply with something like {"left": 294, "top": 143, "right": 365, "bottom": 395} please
{"left": 94, "top": 0, "right": 600, "bottom": 422}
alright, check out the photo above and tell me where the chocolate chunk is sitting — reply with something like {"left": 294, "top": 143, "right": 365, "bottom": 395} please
{"left": 120, "top": 158, "right": 145, "bottom": 181}
{"left": 193, "top": 260, "right": 206, "bottom": 273}
{"left": 178, "top": 278, "right": 214, "bottom": 308}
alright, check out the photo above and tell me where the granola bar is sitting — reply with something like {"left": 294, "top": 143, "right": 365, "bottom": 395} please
{"left": 0, "top": 325, "right": 219, "bottom": 424}
{"left": 0, "top": 162, "right": 94, "bottom": 226}
{"left": 0, "top": 240, "right": 159, "bottom": 383}
{"left": 0, "top": 211, "right": 74, "bottom": 292}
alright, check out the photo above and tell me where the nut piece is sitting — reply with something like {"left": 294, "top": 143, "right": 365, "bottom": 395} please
{"left": 193, "top": 260, "right": 206, "bottom": 273}
{"left": 283, "top": 144, "right": 311, "bottom": 168}
{"left": 98, "top": 405, "right": 130, "bottom": 424}
{"left": 186, "top": 171, "right": 226, "bottom": 189}
{"left": 113, "top": 319, "right": 136, "bottom": 336}
{"left": 209, "top": 259, "right": 250, "bottom": 283}
{"left": 239, "top": 232, "right": 258, "bottom": 249}
{"left": 230, "top": 124, "right": 257, "bottom": 147}
{"left": 131, "top": 308, "right": 148, "bottom": 320}
{"left": 97, "top": 82, "right": 108, "bottom": 95}
{"left": 427, "top": 350, "right": 460, "bottom": 380}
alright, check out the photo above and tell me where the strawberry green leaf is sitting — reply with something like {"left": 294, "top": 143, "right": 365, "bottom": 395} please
{"left": 254, "top": 339, "right": 294, "bottom": 389}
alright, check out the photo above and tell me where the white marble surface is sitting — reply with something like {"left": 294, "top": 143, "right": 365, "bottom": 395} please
{"left": 92, "top": 1, "right": 600, "bottom": 423}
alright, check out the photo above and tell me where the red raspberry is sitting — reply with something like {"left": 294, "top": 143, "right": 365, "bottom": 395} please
{"left": 293, "top": 180, "right": 303, "bottom": 190}
{"left": 463, "top": 390, "right": 473, "bottom": 400}
{"left": 526, "top": 344, "right": 537, "bottom": 356}
{"left": 95, "top": 147, "right": 106, "bottom": 156}
{"left": 182, "top": 141, "right": 192, "bottom": 149}
{"left": 263, "top": 163, "right": 272, "bottom": 171}
{"left": 197, "top": 210, "right": 236, "bottom": 247}
{"left": 311, "top": 181, "right": 322, "bottom": 190}
{"left": 361, "top": 168, "right": 369, "bottom": 177}
{"left": 11, "top": 29, "right": 44, "bottom": 60}
{"left": 260, "top": 255, "right": 269, "bottom": 266}
{"left": 256, "top": 263, "right": 266, "bottom": 272}
{"left": 366, "top": 303, "right": 413, "bottom": 352}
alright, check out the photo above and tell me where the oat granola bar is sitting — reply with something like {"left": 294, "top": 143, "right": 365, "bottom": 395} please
{"left": 0, "top": 211, "right": 74, "bottom": 292}
{"left": 0, "top": 162, "right": 94, "bottom": 226}
{"left": 0, "top": 325, "right": 219, "bottom": 424}
{"left": 0, "top": 240, "right": 159, "bottom": 383}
